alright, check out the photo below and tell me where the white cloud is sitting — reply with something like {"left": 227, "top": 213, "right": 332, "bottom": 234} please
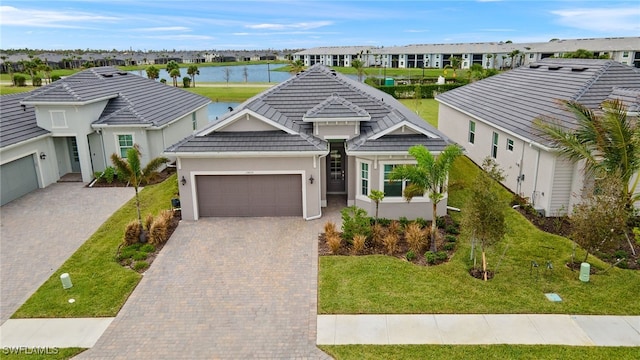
{"left": 143, "top": 34, "right": 214, "bottom": 41}
{"left": 405, "top": 29, "right": 429, "bottom": 33}
{"left": 133, "top": 26, "right": 191, "bottom": 32}
{"left": 0, "top": 5, "right": 120, "bottom": 28}
{"left": 245, "top": 21, "right": 333, "bottom": 31}
{"left": 552, "top": 7, "right": 640, "bottom": 32}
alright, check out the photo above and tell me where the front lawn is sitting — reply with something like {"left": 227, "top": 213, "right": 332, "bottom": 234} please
{"left": 318, "top": 157, "right": 640, "bottom": 315}
{"left": 184, "top": 85, "right": 268, "bottom": 102}
{"left": 12, "top": 175, "right": 178, "bottom": 318}
{"left": 319, "top": 345, "right": 640, "bottom": 360}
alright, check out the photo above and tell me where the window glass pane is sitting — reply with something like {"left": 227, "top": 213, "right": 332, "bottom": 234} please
{"left": 383, "top": 164, "right": 403, "bottom": 197}
{"left": 118, "top": 135, "right": 133, "bottom": 158}
{"left": 360, "top": 162, "right": 369, "bottom": 196}
{"left": 469, "top": 121, "right": 476, "bottom": 144}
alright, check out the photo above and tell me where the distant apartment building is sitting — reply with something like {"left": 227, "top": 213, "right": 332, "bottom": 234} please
{"left": 293, "top": 37, "right": 640, "bottom": 69}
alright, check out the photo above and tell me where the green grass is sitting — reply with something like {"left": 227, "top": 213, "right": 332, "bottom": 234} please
{"left": 319, "top": 345, "right": 640, "bottom": 360}
{"left": 0, "top": 85, "right": 35, "bottom": 95}
{"left": 0, "top": 348, "right": 85, "bottom": 359}
{"left": 184, "top": 86, "right": 268, "bottom": 102}
{"left": 399, "top": 99, "right": 439, "bottom": 127}
{"left": 319, "top": 156, "right": 640, "bottom": 315}
{"left": 12, "top": 175, "right": 178, "bottom": 318}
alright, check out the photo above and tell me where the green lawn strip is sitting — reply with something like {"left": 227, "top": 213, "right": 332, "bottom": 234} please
{"left": 319, "top": 345, "right": 640, "bottom": 360}
{"left": 319, "top": 156, "right": 640, "bottom": 315}
{"left": 184, "top": 86, "right": 266, "bottom": 102}
{"left": 398, "top": 99, "right": 439, "bottom": 127}
{"left": 0, "top": 348, "right": 85, "bottom": 359}
{"left": 0, "top": 69, "right": 77, "bottom": 82}
{"left": 0, "top": 85, "right": 35, "bottom": 95}
{"left": 12, "top": 175, "right": 178, "bottom": 318}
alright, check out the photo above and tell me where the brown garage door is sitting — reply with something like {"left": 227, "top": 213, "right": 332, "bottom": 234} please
{"left": 196, "top": 174, "right": 303, "bottom": 217}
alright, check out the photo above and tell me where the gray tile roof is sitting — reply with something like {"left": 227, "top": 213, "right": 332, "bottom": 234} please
{"left": 167, "top": 131, "right": 326, "bottom": 153}
{"left": 607, "top": 88, "right": 640, "bottom": 113}
{"left": 171, "top": 64, "right": 450, "bottom": 154}
{"left": 22, "top": 66, "right": 211, "bottom": 127}
{"left": 0, "top": 93, "right": 49, "bottom": 148}
{"left": 303, "top": 94, "right": 370, "bottom": 121}
{"left": 349, "top": 135, "right": 450, "bottom": 153}
{"left": 436, "top": 58, "right": 640, "bottom": 146}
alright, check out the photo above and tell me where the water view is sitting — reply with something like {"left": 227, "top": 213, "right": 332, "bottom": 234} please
{"left": 208, "top": 102, "right": 239, "bottom": 122}
{"left": 132, "top": 64, "right": 292, "bottom": 83}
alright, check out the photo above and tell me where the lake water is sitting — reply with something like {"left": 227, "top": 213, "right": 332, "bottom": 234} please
{"left": 208, "top": 102, "right": 239, "bottom": 122}
{"left": 132, "top": 64, "right": 292, "bottom": 83}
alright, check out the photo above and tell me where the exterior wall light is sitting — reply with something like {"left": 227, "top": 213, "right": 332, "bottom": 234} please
{"left": 181, "top": 176, "right": 187, "bottom": 186}
{"left": 39, "top": 152, "right": 47, "bottom": 160}
{"left": 309, "top": 175, "right": 314, "bottom": 184}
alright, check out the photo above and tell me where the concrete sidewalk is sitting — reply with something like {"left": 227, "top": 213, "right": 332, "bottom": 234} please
{"left": 317, "top": 314, "right": 640, "bottom": 346}
{"left": 2, "top": 315, "right": 638, "bottom": 349}
{"left": 0, "top": 318, "right": 114, "bottom": 348}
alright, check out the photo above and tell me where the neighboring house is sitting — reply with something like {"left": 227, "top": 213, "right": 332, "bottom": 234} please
{"left": 166, "top": 64, "right": 453, "bottom": 221}
{"left": 0, "top": 66, "right": 211, "bottom": 206}
{"left": 436, "top": 58, "right": 640, "bottom": 216}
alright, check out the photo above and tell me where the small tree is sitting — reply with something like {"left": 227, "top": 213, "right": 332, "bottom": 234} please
{"left": 187, "top": 64, "right": 199, "bottom": 87}
{"left": 570, "top": 175, "right": 628, "bottom": 263}
{"left": 110, "top": 144, "right": 169, "bottom": 243}
{"left": 146, "top": 65, "right": 160, "bottom": 81}
{"left": 166, "top": 60, "right": 180, "bottom": 86}
{"left": 223, "top": 67, "right": 232, "bottom": 85}
{"left": 368, "top": 190, "right": 385, "bottom": 223}
{"left": 462, "top": 157, "right": 508, "bottom": 280}
{"left": 351, "top": 58, "right": 366, "bottom": 82}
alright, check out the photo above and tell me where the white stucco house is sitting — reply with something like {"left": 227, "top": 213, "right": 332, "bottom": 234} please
{"left": 166, "top": 64, "right": 455, "bottom": 221}
{"left": 436, "top": 58, "right": 640, "bottom": 216}
{"left": 0, "top": 66, "right": 210, "bottom": 206}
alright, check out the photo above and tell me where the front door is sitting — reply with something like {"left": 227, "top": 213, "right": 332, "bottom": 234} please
{"left": 67, "top": 137, "right": 81, "bottom": 173}
{"left": 327, "top": 142, "right": 346, "bottom": 193}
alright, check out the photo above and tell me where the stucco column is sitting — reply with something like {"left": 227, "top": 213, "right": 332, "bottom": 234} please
{"left": 76, "top": 134, "right": 93, "bottom": 182}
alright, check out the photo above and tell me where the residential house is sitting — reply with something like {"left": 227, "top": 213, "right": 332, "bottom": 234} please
{"left": 436, "top": 58, "right": 640, "bottom": 216}
{"left": 0, "top": 66, "right": 210, "bottom": 206}
{"left": 166, "top": 64, "right": 453, "bottom": 220}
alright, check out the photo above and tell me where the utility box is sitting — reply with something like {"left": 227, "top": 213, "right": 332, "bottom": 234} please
{"left": 384, "top": 78, "right": 395, "bottom": 86}
{"left": 60, "top": 273, "right": 73, "bottom": 289}
{"left": 579, "top": 262, "right": 590, "bottom": 282}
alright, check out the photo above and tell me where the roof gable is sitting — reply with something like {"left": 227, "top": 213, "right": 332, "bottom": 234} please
{"left": 303, "top": 94, "right": 371, "bottom": 122}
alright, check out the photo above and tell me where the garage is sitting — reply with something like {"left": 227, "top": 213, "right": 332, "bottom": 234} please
{"left": 1, "top": 155, "right": 39, "bottom": 206}
{"left": 196, "top": 174, "right": 303, "bottom": 217}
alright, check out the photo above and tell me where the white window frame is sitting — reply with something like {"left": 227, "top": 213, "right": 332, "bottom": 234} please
{"left": 506, "top": 138, "right": 514, "bottom": 152}
{"left": 623, "top": 51, "right": 629, "bottom": 58}
{"left": 116, "top": 133, "right": 135, "bottom": 158}
{"left": 491, "top": 132, "right": 499, "bottom": 159}
{"left": 50, "top": 110, "right": 67, "bottom": 128}
{"left": 191, "top": 112, "right": 197, "bottom": 131}
{"left": 468, "top": 120, "right": 476, "bottom": 144}
{"left": 356, "top": 159, "right": 372, "bottom": 201}
{"left": 379, "top": 160, "right": 428, "bottom": 203}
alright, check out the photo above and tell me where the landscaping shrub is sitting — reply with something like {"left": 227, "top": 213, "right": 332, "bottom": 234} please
{"left": 371, "top": 223, "right": 386, "bottom": 247}
{"left": 324, "top": 221, "right": 338, "bottom": 237}
{"left": 133, "top": 261, "right": 149, "bottom": 271}
{"left": 377, "top": 218, "right": 392, "bottom": 227}
{"left": 436, "top": 251, "right": 448, "bottom": 261}
{"left": 388, "top": 220, "right": 401, "bottom": 236}
{"left": 425, "top": 251, "right": 436, "bottom": 264}
{"left": 145, "top": 213, "right": 154, "bottom": 233}
{"left": 326, "top": 232, "right": 342, "bottom": 254}
{"left": 406, "top": 250, "right": 416, "bottom": 261}
{"left": 415, "top": 217, "right": 428, "bottom": 228}
{"left": 123, "top": 220, "right": 142, "bottom": 246}
{"left": 140, "top": 244, "right": 155, "bottom": 253}
{"left": 341, "top": 206, "right": 371, "bottom": 241}
{"left": 148, "top": 210, "right": 173, "bottom": 245}
{"left": 436, "top": 217, "right": 445, "bottom": 229}
{"left": 445, "top": 234, "right": 457, "bottom": 243}
{"left": 382, "top": 233, "right": 399, "bottom": 255}
{"left": 352, "top": 234, "right": 366, "bottom": 255}
{"left": 443, "top": 242, "right": 456, "bottom": 251}
{"left": 51, "top": 74, "right": 61, "bottom": 82}
{"left": 614, "top": 250, "right": 628, "bottom": 259}
{"left": 445, "top": 224, "right": 460, "bottom": 235}
{"left": 183, "top": 76, "right": 191, "bottom": 88}
{"left": 398, "top": 216, "right": 410, "bottom": 228}
{"left": 132, "top": 252, "right": 147, "bottom": 261}
{"left": 32, "top": 76, "right": 42, "bottom": 86}
{"left": 13, "top": 74, "right": 26, "bottom": 86}
{"left": 102, "top": 166, "right": 116, "bottom": 183}
{"left": 405, "top": 222, "right": 426, "bottom": 253}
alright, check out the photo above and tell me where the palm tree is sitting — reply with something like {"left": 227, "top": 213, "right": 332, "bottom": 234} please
{"left": 187, "top": 64, "right": 199, "bottom": 87}
{"left": 351, "top": 58, "right": 366, "bottom": 82}
{"left": 166, "top": 60, "right": 180, "bottom": 86}
{"left": 390, "top": 144, "right": 463, "bottom": 252}
{"left": 534, "top": 99, "right": 640, "bottom": 208}
{"left": 110, "top": 144, "right": 169, "bottom": 242}
{"left": 289, "top": 59, "right": 304, "bottom": 74}
{"left": 146, "top": 65, "right": 160, "bottom": 81}
{"left": 508, "top": 50, "right": 521, "bottom": 69}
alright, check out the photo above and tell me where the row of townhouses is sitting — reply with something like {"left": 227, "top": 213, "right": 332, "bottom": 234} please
{"left": 293, "top": 37, "right": 640, "bottom": 69}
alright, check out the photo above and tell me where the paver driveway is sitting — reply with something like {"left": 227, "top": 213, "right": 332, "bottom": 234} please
{"left": 79, "top": 216, "right": 333, "bottom": 359}
{"left": 0, "top": 183, "right": 133, "bottom": 324}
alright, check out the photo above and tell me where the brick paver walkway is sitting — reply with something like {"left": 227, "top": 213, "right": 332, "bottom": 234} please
{"left": 0, "top": 183, "right": 133, "bottom": 324}
{"left": 78, "top": 216, "right": 334, "bottom": 359}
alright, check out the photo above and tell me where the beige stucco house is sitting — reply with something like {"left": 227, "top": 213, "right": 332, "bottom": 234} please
{"left": 436, "top": 58, "right": 640, "bottom": 216}
{"left": 0, "top": 66, "right": 210, "bottom": 205}
{"left": 166, "top": 64, "right": 453, "bottom": 220}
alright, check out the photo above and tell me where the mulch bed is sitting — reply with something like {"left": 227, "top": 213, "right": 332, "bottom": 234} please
{"left": 318, "top": 215, "right": 459, "bottom": 267}
{"left": 89, "top": 167, "right": 176, "bottom": 188}
{"left": 515, "top": 206, "right": 639, "bottom": 271}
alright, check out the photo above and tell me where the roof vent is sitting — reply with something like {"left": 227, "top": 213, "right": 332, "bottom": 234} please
{"left": 529, "top": 64, "right": 541, "bottom": 69}
{"left": 548, "top": 66, "right": 562, "bottom": 71}
{"left": 117, "top": 71, "right": 128, "bottom": 76}
{"left": 101, "top": 73, "right": 114, "bottom": 78}
{"left": 571, "top": 67, "right": 587, "bottom": 72}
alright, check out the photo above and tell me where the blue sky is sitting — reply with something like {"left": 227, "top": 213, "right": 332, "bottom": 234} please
{"left": 1, "top": 1, "right": 638, "bottom": 51}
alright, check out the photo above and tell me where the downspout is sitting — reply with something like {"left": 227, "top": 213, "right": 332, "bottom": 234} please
{"left": 99, "top": 129, "right": 108, "bottom": 172}
{"left": 306, "top": 152, "right": 329, "bottom": 221}
{"left": 531, "top": 144, "right": 541, "bottom": 207}
{"left": 516, "top": 140, "right": 526, "bottom": 195}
